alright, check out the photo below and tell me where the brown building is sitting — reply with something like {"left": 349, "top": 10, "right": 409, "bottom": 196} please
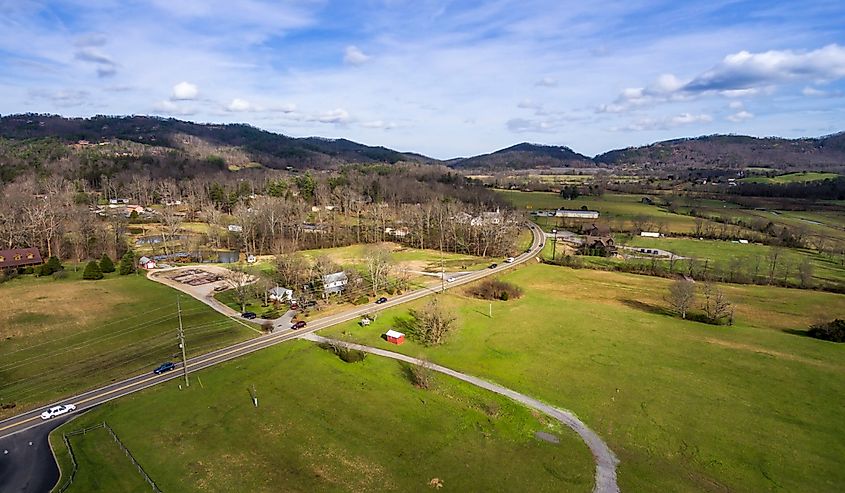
{"left": 0, "top": 247, "right": 43, "bottom": 270}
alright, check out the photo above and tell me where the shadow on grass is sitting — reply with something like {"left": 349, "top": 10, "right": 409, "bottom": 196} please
{"left": 620, "top": 299, "right": 675, "bottom": 317}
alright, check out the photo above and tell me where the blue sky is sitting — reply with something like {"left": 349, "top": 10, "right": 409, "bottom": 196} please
{"left": 1, "top": 0, "right": 844, "bottom": 158}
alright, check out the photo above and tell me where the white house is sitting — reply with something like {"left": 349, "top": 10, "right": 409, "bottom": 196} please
{"left": 268, "top": 287, "right": 294, "bottom": 303}
{"left": 109, "top": 198, "right": 130, "bottom": 205}
{"left": 227, "top": 224, "right": 243, "bottom": 233}
{"left": 640, "top": 231, "right": 660, "bottom": 238}
{"left": 322, "top": 271, "right": 348, "bottom": 295}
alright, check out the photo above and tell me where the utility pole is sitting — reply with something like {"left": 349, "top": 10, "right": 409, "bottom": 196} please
{"left": 177, "top": 295, "right": 189, "bottom": 387}
{"left": 552, "top": 228, "right": 558, "bottom": 261}
{"left": 489, "top": 302, "right": 492, "bottom": 318}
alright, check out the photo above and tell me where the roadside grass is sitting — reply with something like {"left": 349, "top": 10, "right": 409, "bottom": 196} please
{"left": 739, "top": 171, "right": 839, "bottom": 184}
{"left": 620, "top": 236, "right": 845, "bottom": 287}
{"left": 320, "top": 263, "right": 845, "bottom": 492}
{"left": 52, "top": 426, "right": 151, "bottom": 493}
{"left": 51, "top": 340, "right": 594, "bottom": 493}
{"left": 0, "top": 272, "right": 256, "bottom": 419}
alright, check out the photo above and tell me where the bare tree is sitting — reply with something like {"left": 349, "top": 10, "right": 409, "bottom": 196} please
{"left": 701, "top": 283, "right": 732, "bottom": 324}
{"left": 798, "top": 257, "right": 814, "bottom": 288}
{"left": 666, "top": 280, "right": 696, "bottom": 319}
{"left": 222, "top": 267, "right": 254, "bottom": 312}
{"left": 766, "top": 247, "right": 782, "bottom": 284}
{"left": 364, "top": 244, "right": 393, "bottom": 296}
{"left": 406, "top": 297, "right": 457, "bottom": 346}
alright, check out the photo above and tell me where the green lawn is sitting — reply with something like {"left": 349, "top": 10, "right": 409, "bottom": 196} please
{"left": 740, "top": 172, "right": 839, "bottom": 184}
{"left": 320, "top": 264, "right": 845, "bottom": 492}
{"left": 53, "top": 426, "right": 151, "bottom": 493}
{"left": 621, "top": 236, "right": 845, "bottom": 287}
{"left": 52, "top": 340, "right": 594, "bottom": 492}
{"left": 0, "top": 270, "right": 256, "bottom": 419}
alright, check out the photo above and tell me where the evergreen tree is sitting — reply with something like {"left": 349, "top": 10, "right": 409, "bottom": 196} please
{"left": 99, "top": 253, "right": 116, "bottom": 273}
{"left": 83, "top": 260, "right": 104, "bottom": 280}
{"left": 119, "top": 251, "right": 136, "bottom": 275}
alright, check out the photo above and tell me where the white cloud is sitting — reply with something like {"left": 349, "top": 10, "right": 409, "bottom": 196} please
{"left": 728, "top": 100, "right": 744, "bottom": 109}
{"left": 153, "top": 99, "right": 196, "bottom": 116}
{"left": 226, "top": 98, "right": 254, "bottom": 112}
{"left": 506, "top": 118, "right": 556, "bottom": 133}
{"left": 343, "top": 45, "right": 371, "bottom": 66}
{"left": 802, "top": 86, "right": 844, "bottom": 98}
{"left": 360, "top": 120, "right": 397, "bottom": 129}
{"left": 684, "top": 44, "right": 845, "bottom": 92}
{"left": 171, "top": 81, "right": 199, "bottom": 100}
{"left": 310, "top": 108, "right": 350, "bottom": 124}
{"left": 613, "top": 112, "right": 712, "bottom": 132}
{"left": 535, "top": 76, "right": 558, "bottom": 87}
{"left": 727, "top": 110, "right": 754, "bottom": 122}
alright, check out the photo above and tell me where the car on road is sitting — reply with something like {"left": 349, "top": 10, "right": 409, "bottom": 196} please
{"left": 488, "top": 263, "right": 497, "bottom": 269}
{"left": 446, "top": 277, "right": 456, "bottom": 283}
{"left": 291, "top": 320, "right": 307, "bottom": 330}
{"left": 40, "top": 404, "right": 76, "bottom": 420}
{"left": 241, "top": 311, "right": 257, "bottom": 319}
{"left": 504, "top": 257, "right": 515, "bottom": 263}
{"left": 375, "top": 297, "right": 388, "bottom": 304}
{"left": 153, "top": 362, "right": 176, "bottom": 375}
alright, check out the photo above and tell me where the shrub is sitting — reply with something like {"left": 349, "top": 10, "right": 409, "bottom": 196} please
{"left": 353, "top": 295, "right": 370, "bottom": 305}
{"left": 52, "top": 270, "right": 68, "bottom": 280}
{"left": 467, "top": 279, "right": 523, "bottom": 301}
{"left": 82, "top": 260, "right": 104, "bottom": 280}
{"left": 261, "top": 321, "right": 275, "bottom": 333}
{"left": 319, "top": 341, "right": 367, "bottom": 363}
{"left": 807, "top": 319, "right": 845, "bottom": 343}
{"left": 99, "top": 253, "right": 115, "bottom": 273}
{"left": 406, "top": 362, "right": 434, "bottom": 389}
{"left": 118, "top": 251, "right": 136, "bottom": 275}
{"left": 44, "top": 256, "right": 63, "bottom": 275}
{"left": 22, "top": 266, "right": 35, "bottom": 275}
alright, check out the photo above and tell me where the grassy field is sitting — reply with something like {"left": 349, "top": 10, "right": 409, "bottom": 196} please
{"left": 321, "top": 263, "right": 845, "bottom": 492}
{"left": 52, "top": 340, "right": 595, "bottom": 492}
{"left": 621, "top": 236, "right": 845, "bottom": 287}
{"left": 54, "top": 426, "right": 151, "bottom": 493}
{"left": 740, "top": 171, "right": 839, "bottom": 184}
{"left": 0, "top": 270, "right": 256, "bottom": 419}
{"left": 298, "top": 242, "right": 495, "bottom": 272}
{"left": 498, "top": 190, "right": 717, "bottom": 234}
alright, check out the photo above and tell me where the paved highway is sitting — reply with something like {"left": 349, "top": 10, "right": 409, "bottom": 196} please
{"left": 0, "top": 223, "right": 543, "bottom": 478}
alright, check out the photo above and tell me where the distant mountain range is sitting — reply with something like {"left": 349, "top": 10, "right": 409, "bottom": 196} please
{"left": 1, "top": 114, "right": 843, "bottom": 175}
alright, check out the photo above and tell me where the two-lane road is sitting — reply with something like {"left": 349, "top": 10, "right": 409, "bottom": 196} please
{"left": 0, "top": 223, "right": 544, "bottom": 445}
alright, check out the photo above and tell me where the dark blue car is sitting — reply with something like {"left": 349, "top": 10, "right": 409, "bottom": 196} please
{"left": 242, "top": 311, "right": 257, "bottom": 320}
{"left": 153, "top": 362, "right": 176, "bottom": 375}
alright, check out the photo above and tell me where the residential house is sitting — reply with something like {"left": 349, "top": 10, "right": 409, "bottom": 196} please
{"left": 322, "top": 271, "right": 348, "bottom": 296}
{"left": 0, "top": 247, "right": 43, "bottom": 271}
{"left": 268, "top": 287, "right": 295, "bottom": 303}
{"left": 584, "top": 223, "right": 611, "bottom": 237}
{"left": 578, "top": 236, "right": 616, "bottom": 257}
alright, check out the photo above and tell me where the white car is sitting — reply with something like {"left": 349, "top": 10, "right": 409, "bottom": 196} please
{"left": 504, "top": 257, "right": 515, "bottom": 263}
{"left": 40, "top": 404, "right": 76, "bottom": 420}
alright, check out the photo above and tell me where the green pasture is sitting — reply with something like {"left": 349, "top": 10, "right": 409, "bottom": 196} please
{"left": 321, "top": 264, "right": 845, "bottom": 492}
{"left": 0, "top": 270, "right": 255, "bottom": 419}
{"left": 51, "top": 340, "right": 594, "bottom": 492}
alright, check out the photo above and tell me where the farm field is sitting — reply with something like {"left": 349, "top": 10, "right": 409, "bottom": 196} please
{"left": 321, "top": 263, "right": 845, "bottom": 492}
{"left": 740, "top": 171, "right": 839, "bottom": 184}
{"left": 498, "top": 190, "right": 718, "bottom": 234}
{"left": 0, "top": 270, "right": 256, "bottom": 419}
{"left": 51, "top": 340, "right": 594, "bottom": 492}
{"left": 297, "top": 242, "right": 496, "bottom": 272}
{"left": 621, "top": 236, "right": 845, "bottom": 287}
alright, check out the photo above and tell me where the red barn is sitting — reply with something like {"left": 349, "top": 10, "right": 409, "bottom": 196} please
{"left": 385, "top": 330, "right": 405, "bottom": 345}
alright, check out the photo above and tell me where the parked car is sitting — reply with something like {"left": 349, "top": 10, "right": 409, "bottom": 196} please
{"left": 488, "top": 263, "right": 498, "bottom": 269}
{"left": 213, "top": 285, "right": 227, "bottom": 292}
{"left": 375, "top": 297, "right": 388, "bottom": 304}
{"left": 291, "top": 321, "right": 307, "bottom": 330}
{"left": 153, "top": 362, "right": 176, "bottom": 375}
{"left": 40, "top": 404, "right": 76, "bottom": 420}
{"left": 241, "top": 311, "right": 257, "bottom": 320}
{"left": 290, "top": 303, "right": 299, "bottom": 310}
{"left": 504, "top": 257, "right": 515, "bottom": 263}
